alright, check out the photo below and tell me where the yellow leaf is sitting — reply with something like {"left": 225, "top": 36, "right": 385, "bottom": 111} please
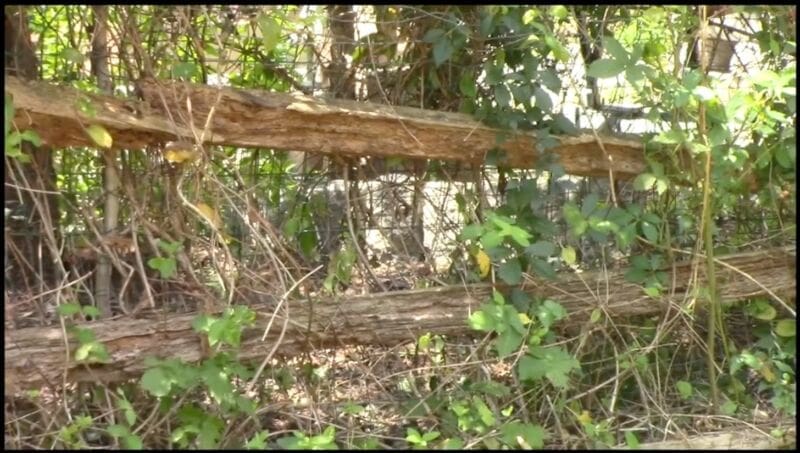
{"left": 562, "top": 246, "right": 577, "bottom": 265}
{"left": 474, "top": 249, "right": 491, "bottom": 277}
{"left": 196, "top": 203, "right": 222, "bottom": 229}
{"left": 577, "top": 410, "right": 592, "bottom": 425}
{"left": 164, "top": 141, "right": 199, "bottom": 163}
{"left": 165, "top": 149, "right": 199, "bottom": 163}
{"left": 518, "top": 313, "right": 532, "bottom": 325}
{"left": 86, "top": 124, "right": 113, "bottom": 148}
{"left": 760, "top": 364, "right": 776, "bottom": 383}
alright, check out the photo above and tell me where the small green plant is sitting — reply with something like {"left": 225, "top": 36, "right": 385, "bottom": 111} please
{"left": 5, "top": 94, "right": 40, "bottom": 163}
{"left": 323, "top": 240, "right": 357, "bottom": 293}
{"left": 135, "top": 306, "right": 258, "bottom": 448}
{"left": 405, "top": 427, "right": 440, "bottom": 449}
{"left": 58, "top": 415, "right": 93, "bottom": 449}
{"left": 276, "top": 426, "right": 339, "bottom": 450}
{"left": 147, "top": 239, "right": 182, "bottom": 279}
{"left": 57, "top": 302, "right": 110, "bottom": 363}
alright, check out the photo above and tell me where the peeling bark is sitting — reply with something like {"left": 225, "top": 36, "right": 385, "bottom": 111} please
{"left": 6, "top": 75, "right": 646, "bottom": 179}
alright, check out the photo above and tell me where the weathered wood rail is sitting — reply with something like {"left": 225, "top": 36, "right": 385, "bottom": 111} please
{"left": 5, "top": 247, "right": 794, "bottom": 395}
{"left": 6, "top": 75, "right": 645, "bottom": 179}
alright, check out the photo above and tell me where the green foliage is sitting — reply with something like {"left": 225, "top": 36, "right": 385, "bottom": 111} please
{"left": 323, "top": 241, "right": 357, "bottom": 293}
{"left": 500, "top": 421, "right": 546, "bottom": 449}
{"left": 405, "top": 427, "right": 440, "bottom": 449}
{"left": 5, "top": 95, "right": 40, "bottom": 163}
{"left": 192, "top": 305, "right": 256, "bottom": 349}
{"left": 277, "top": 426, "right": 338, "bottom": 450}
{"left": 147, "top": 240, "right": 182, "bottom": 279}
{"left": 9, "top": 5, "right": 795, "bottom": 449}
{"left": 58, "top": 415, "right": 93, "bottom": 449}
{"left": 135, "top": 306, "right": 260, "bottom": 448}
{"left": 518, "top": 346, "right": 580, "bottom": 388}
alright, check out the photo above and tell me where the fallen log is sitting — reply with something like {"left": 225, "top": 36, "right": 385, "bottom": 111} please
{"left": 4, "top": 246, "right": 794, "bottom": 394}
{"left": 630, "top": 423, "right": 795, "bottom": 450}
{"left": 6, "top": 75, "right": 645, "bottom": 179}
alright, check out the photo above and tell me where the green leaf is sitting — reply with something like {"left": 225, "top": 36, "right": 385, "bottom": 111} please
{"left": 472, "top": 396, "right": 496, "bottom": 427}
{"left": 422, "top": 28, "right": 445, "bottom": 43}
{"left": 676, "top": 380, "right": 693, "bottom": 399}
{"left": 590, "top": 308, "right": 602, "bottom": 323}
{"left": 535, "top": 299, "right": 568, "bottom": 329}
{"left": 147, "top": 256, "right": 177, "bottom": 279}
{"left": 507, "top": 226, "right": 531, "bottom": 247}
{"left": 197, "top": 416, "right": 224, "bottom": 449}
{"left": 245, "top": 432, "right": 269, "bottom": 450}
{"left": 494, "top": 84, "right": 511, "bottom": 107}
{"left": 468, "top": 311, "right": 494, "bottom": 332}
{"left": 587, "top": 58, "right": 625, "bottom": 79}
{"left": 19, "top": 129, "right": 42, "bottom": 147}
{"left": 641, "top": 221, "right": 659, "bottom": 242}
{"left": 86, "top": 124, "right": 113, "bottom": 148}
{"left": 626, "top": 65, "right": 645, "bottom": 83}
{"left": 82, "top": 305, "right": 101, "bottom": 319}
{"left": 533, "top": 87, "right": 553, "bottom": 111}
{"left": 774, "top": 145, "right": 795, "bottom": 169}
{"left": 480, "top": 230, "right": 504, "bottom": 249}
{"left": 107, "top": 424, "right": 130, "bottom": 438}
{"left": 158, "top": 240, "right": 183, "bottom": 255}
{"left": 123, "top": 434, "right": 143, "bottom": 450}
{"left": 117, "top": 396, "right": 137, "bottom": 426}
{"left": 539, "top": 68, "right": 561, "bottom": 92}
{"left": 720, "top": 400, "right": 737, "bottom": 416}
{"left": 588, "top": 217, "right": 618, "bottom": 235}
{"left": 459, "top": 73, "right": 477, "bottom": 98}
{"left": 6, "top": 94, "right": 16, "bottom": 137}
{"left": 603, "top": 37, "right": 629, "bottom": 64}
{"left": 775, "top": 319, "right": 796, "bottom": 337}
{"left": 498, "top": 259, "right": 522, "bottom": 285}
{"left": 552, "top": 113, "right": 579, "bottom": 135}
{"left": 298, "top": 230, "right": 317, "bottom": 257}
{"left": 526, "top": 241, "right": 555, "bottom": 257}
{"left": 500, "top": 421, "right": 546, "bottom": 449}
{"left": 708, "top": 125, "right": 730, "bottom": 147}
{"left": 75, "top": 327, "right": 96, "bottom": 344}
{"left": 518, "top": 346, "right": 579, "bottom": 388}
{"left": 625, "top": 431, "right": 640, "bottom": 449}
{"left": 432, "top": 37, "right": 454, "bottom": 66}
{"left": 544, "top": 35, "right": 569, "bottom": 62}
{"left": 653, "top": 129, "right": 686, "bottom": 145}
{"left": 495, "top": 330, "right": 523, "bottom": 357}
{"left": 530, "top": 258, "right": 557, "bottom": 280}
{"left": 57, "top": 303, "right": 82, "bottom": 317}
{"left": 141, "top": 368, "right": 171, "bottom": 397}
{"left": 172, "top": 62, "right": 198, "bottom": 80}
{"left": 406, "top": 427, "right": 422, "bottom": 444}
{"left": 633, "top": 173, "right": 656, "bottom": 191}
{"left": 258, "top": 14, "right": 282, "bottom": 53}
{"left": 748, "top": 300, "right": 777, "bottom": 321}
{"left": 74, "top": 343, "right": 92, "bottom": 361}
{"left": 643, "top": 286, "right": 661, "bottom": 298}
{"left": 549, "top": 5, "right": 568, "bottom": 20}
{"left": 563, "top": 203, "right": 588, "bottom": 236}
{"left": 61, "top": 47, "right": 85, "bottom": 65}
{"left": 581, "top": 193, "right": 599, "bottom": 217}
{"left": 203, "top": 367, "right": 234, "bottom": 406}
